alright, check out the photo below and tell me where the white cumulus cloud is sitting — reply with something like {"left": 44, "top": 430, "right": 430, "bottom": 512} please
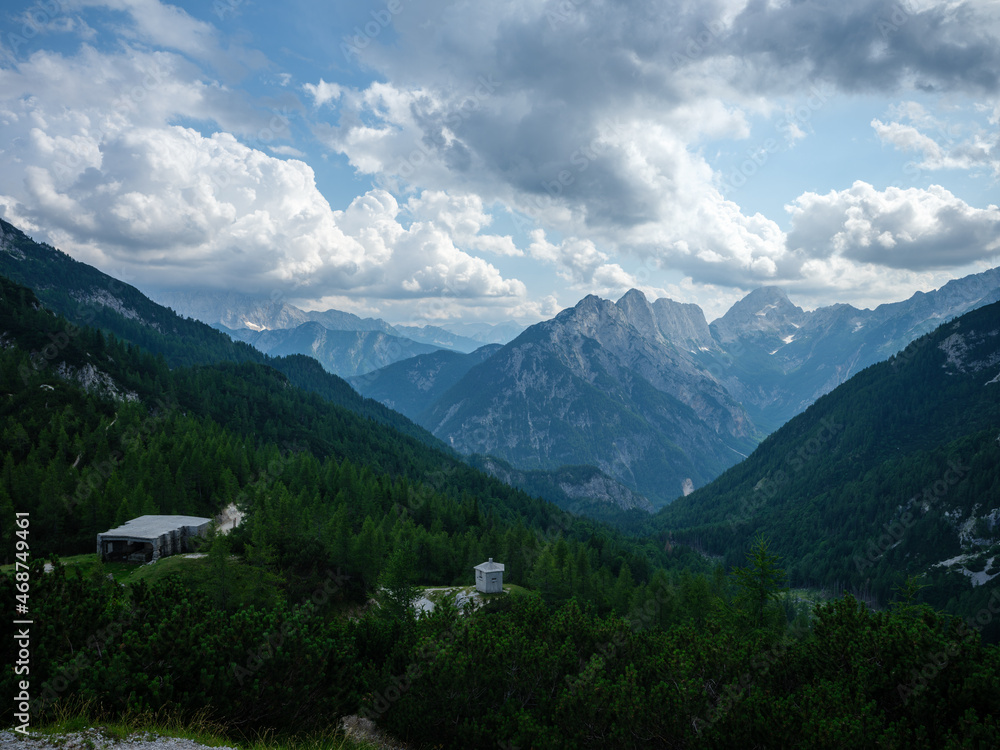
{"left": 786, "top": 181, "right": 1000, "bottom": 271}
{"left": 0, "top": 42, "right": 526, "bottom": 310}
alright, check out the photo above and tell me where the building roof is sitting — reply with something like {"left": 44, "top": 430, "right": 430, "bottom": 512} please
{"left": 98, "top": 515, "right": 211, "bottom": 540}
{"left": 474, "top": 558, "right": 505, "bottom": 573}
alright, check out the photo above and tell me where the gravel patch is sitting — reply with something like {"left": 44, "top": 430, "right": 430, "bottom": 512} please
{"left": 2, "top": 723, "right": 412, "bottom": 750}
{"left": 0, "top": 729, "right": 238, "bottom": 750}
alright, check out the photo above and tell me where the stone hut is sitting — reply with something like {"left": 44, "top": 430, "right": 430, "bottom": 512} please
{"left": 474, "top": 557, "right": 504, "bottom": 594}
{"left": 97, "top": 515, "right": 211, "bottom": 563}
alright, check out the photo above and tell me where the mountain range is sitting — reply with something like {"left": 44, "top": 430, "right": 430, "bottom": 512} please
{"left": 355, "top": 268, "right": 1000, "bottom": 507}
{"left": 152, "top": 289, "right": 522, "bottom": 374}
{"left": 4, "top": 214, "right": 998, "bottom": 514}
{"left": 0, "top": 217, "right": 642, "bottom": 513}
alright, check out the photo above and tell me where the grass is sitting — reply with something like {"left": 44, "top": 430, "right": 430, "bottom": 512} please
{"left": 1, "top": 553, "right": 157, "bottom": 583}
{"left": 2, "top": 552, "right": 282, "bottom": 599}
{"left": 20, "top": 699, "right": 387, "bottom": 750}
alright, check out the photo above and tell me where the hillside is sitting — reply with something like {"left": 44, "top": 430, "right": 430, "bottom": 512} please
{"left": 2, "top": 268, "right": 696, "bottom": 587}
{"left": 0, "top": 217, "right": 443, "bottom": 448}
{"left": 652, "top": 299, "right": 1000, "bottom": 634}
{"left": 348, "top": 344, "right": 502, "bottom": 420}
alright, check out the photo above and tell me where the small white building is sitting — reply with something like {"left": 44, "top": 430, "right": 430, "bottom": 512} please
{"left": 97, "top": 515, "right": 211, "bottom": 563}
{"left": 474, "top": 557, "right": 504, "bottom": 594}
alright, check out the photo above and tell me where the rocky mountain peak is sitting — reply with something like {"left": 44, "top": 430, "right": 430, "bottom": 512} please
{"left": 711, "top": 286, "right": 806, "bottom": 343}
{"left": 554, "top": 294, "right": 623, "bottom": 337}
{"left": 615, "top": 289, "right": 664, "bottom": 344}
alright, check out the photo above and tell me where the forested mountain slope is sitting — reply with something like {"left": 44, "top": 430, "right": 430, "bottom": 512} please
{"left": 348, "top": 344, "right": 502, "bottom": 421}
{"left": 0, "top": 217, "right": 442, "bottom": 447}
{"left": 653, "top": 299, "right": 1000, "bottom": 636}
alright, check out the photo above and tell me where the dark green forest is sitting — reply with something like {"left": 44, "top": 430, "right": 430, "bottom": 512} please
{"left": 3, "top": 220, "right": 1000, "bottom": 748}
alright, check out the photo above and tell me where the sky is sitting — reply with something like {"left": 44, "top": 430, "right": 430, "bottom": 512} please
{"left": 1, "top": 0, "right": 999, "bottom": 327}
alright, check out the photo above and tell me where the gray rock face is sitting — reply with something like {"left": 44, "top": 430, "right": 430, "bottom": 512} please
{"left": 359, "top": 268, "right": 1000, "bottom": 510}
{"left": 472, "top": 456, "right": 655, "bottom": 513}
{"left": 651, "top": 297, "right": 716, "bottom": 351}
{"left": 555, "top": 472, "right": 655, "bottom": 513}
{"left": 55, "top": 361, "right": 140, "bottom": 402}
{"left": 615, "top": 289, "right": 667, "bottom": 346}
{"left": 416, "top": 292, "right": 756, "bottom": 507}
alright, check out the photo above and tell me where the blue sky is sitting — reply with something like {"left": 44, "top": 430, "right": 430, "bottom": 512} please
{"left": 1, "top": 0, "right": 998, "bottom": 326}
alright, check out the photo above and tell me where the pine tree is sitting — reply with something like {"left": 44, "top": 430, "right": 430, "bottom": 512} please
{"left": 378, "top": 545, "right": 418, "bottom": 622}
{"left": 732, "top": 532, "right": 788, "bottom": 629}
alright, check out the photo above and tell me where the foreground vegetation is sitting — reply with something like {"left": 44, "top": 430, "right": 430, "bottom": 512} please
{"left": 4, "top": 551, "right": 999, "bottom": 749}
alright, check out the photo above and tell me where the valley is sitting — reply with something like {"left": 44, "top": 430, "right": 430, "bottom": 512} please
{"left": 3, "top": 217, "right": 1000, "bottom": 748}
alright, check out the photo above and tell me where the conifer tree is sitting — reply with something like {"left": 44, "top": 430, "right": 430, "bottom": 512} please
{"left": 732, "top": 532, "right": 787, "bottom": 629}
